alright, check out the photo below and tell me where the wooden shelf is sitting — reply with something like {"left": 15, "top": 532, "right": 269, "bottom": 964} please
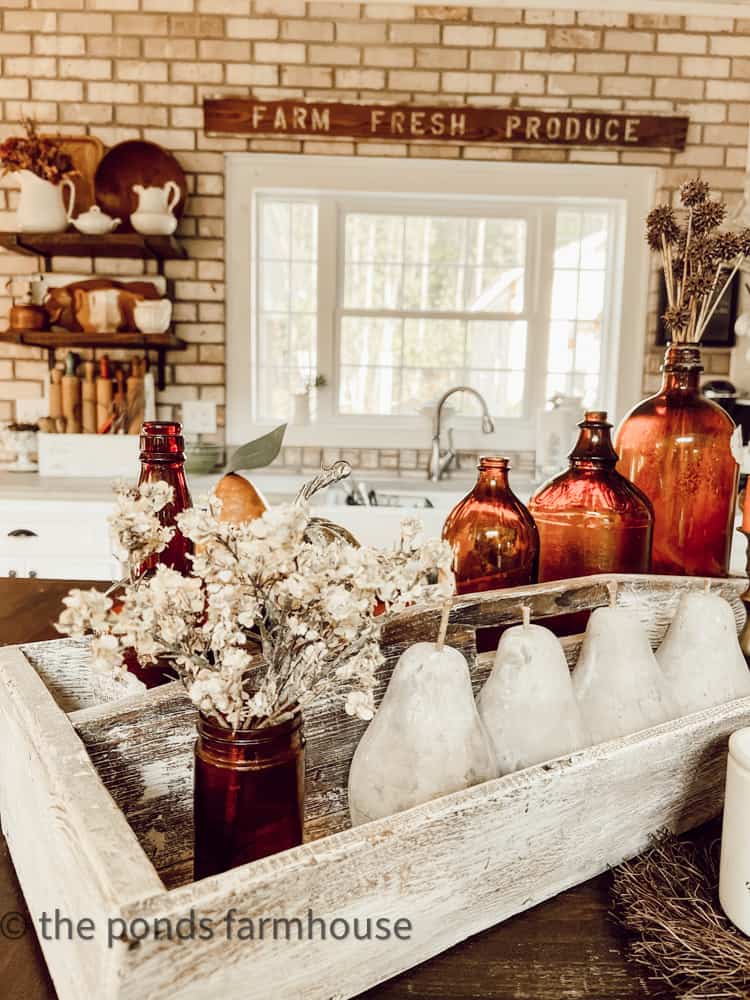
{"left": 0, "top": 328, "right": 186, "bottom": 390}
{"left": 0, "top": 231, "right": 185, "bottom": 261}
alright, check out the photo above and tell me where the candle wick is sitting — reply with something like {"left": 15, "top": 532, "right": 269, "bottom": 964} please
{"left": 435, "top": 600, "right": 451, "bottom": 652}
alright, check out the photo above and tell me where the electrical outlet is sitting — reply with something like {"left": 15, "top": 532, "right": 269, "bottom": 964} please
{"left": 15, "top": 398, "right": 49, "bottom": 424}
{"left": 181, "top": 400, "right": 217, "bottom": 435}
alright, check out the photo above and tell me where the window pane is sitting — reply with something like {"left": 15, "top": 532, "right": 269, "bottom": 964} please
{"left": 339, "top": 365, "right": 402, "bottom": 415}
{"left": 466, "top": 320, "right": 526, "bottom": 370}
{"left": 343, "top": 210, "right": 527, "bottom": 315}
{"left": 403, "top": 318, "right": 464, "bottom": 368}
{"left": 257, "top": 197, "right": 318, "bottom": 420}
{"left": 554, "top": 211, "right": 581, "bottom": 268}
{"left": 471, "top": 370, "right": 526, "bottom": 419}
{"left": 341, "top": 317, "right": 402, "bottom": 366}
{"left": 261, "top": 201, "right": 290, "bottom": 260}
{"left": 544, "top": 207, "right": 611, "bottom": 409}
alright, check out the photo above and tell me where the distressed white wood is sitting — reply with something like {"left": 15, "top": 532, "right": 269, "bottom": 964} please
{"left": 0, "top": 645, "right": 164, "bottom": 1000}
{"left": 0, "top": 573, "right": 748, "bottom": 1000}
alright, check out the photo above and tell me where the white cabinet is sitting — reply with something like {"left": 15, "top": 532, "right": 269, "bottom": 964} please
{"left": 0, "top": 500, "right": 119, "bottom": 581}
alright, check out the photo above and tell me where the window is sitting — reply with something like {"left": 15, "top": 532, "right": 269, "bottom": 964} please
{"left": 227, "top": 156, "right": 654, "bottom": 449}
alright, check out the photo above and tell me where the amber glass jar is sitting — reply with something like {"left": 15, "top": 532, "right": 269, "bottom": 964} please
{"left": 616, "top": 345, "right": 739, "bottom": 577}
{"left": 443, "top": 456, "right": 538, "bottom": 594}
{"left": 194, "top": 711, "right": 305, "bottom": 880}
{"left": 529, "top": 411, "right": 653, "bottom": 583}
{"left": 122, "top": 421, "right": 194, "bottom": 688}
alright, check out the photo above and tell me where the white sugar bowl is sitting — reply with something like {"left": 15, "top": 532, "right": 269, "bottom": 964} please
{"left": 134, "top": 298, "right": 172, "bottom": 335}
{"left": 72, "top": 205, "right": 121, "bottom": 235}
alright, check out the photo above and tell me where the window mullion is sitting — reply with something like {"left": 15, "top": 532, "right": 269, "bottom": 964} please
{"left": 528, "top": 205, "right": 557, "bottom": 421}
{"left": 316, "top": 197, "right": 338, "bottom": 421}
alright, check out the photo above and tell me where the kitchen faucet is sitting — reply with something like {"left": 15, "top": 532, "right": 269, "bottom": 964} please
{"left": 429, "top": 386, "right": 495, "bottom": 482}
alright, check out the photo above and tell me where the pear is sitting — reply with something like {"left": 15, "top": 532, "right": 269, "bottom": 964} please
{"left": 347, "top": 642, "right": 499, "bottom": 826}
{"left": 478, "top": 618, "right": 589, "bottom": 773}
{"left": 213, "top": 472, "right": 267, "bottom": 523}
{"left": 572, "top": 606, "right": 677, "bottom": 744}
{"left": 656, "top": 590, "right": 750, "bottom": 715}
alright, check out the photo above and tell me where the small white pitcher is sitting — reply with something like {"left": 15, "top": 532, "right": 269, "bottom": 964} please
{"left": 132, "top": 181, "right": 180, "bottom": 215}
{"left": 16, "top": 169, "right": 75, "bottom": 233}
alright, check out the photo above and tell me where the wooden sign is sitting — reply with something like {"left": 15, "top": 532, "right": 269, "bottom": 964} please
{"left": 204, "top": 98, "right": 689, "bottom": 151}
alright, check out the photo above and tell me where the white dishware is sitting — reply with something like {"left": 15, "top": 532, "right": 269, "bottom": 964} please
{"left": 347, "top": 640, "right": 498, "bottom": 826}
{"left": 16, "top": 170, "right": 75, "bottom": 234}
{"left": 720, "top": 727, "right": 750, "bottom": 935}
{"left": 130, "top": 180, "right": 180, "bottom": 235}
{"left": 72, "top": 205, "right": 121, "bottom": 236}
{"left": 132, "top": 180, "right": 180, "bottom": 215}
{"left": 73, "top": 287, "right": 122, "bottom": 333}
{"left": 133, "top": 298, "right": 172, "bottom": 335}
{"left": 130, "top": 211, "right": 178, "bottom": 236}
{"left": 478, "top": 613, "right": 589, "bottom": 773}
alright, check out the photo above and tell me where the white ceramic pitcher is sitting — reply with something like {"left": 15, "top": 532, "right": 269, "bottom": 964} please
{"left": 132, "top": 181, "right": 180, "bottom": 216}
{"left": 17, "top": 170, "right": 75, "bottom": 233}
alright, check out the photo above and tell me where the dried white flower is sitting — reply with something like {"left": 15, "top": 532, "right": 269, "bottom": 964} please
{"left": 58, "top": 494, "right": 455, "bottom": 731}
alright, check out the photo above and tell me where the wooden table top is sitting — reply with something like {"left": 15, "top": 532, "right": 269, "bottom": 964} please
{"left": 0, "top": 577, "right": 657, "bottom": 1000}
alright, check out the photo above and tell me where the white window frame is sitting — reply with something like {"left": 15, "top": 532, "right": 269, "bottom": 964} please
{"left": 226, "top": 154, "right": 655, "bottom": 451}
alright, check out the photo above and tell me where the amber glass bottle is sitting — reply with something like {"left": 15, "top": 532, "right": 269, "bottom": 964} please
{"left": 194, "top": 712, "right": 305, "bottom": 879}
{"left": 616, "top": 345, "right": 739, "bottom": 577}
{"left": 123, "top": 421, "right": 194, "bottom": 687}
{"left": 529, "top": 411, "right": 653, "bottom": 583}
{"left": 443, "top": 456, "right": 538, "bottom": 595}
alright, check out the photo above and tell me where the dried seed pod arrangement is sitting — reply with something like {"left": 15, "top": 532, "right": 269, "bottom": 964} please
{"left": 646, "top": 176, "right": 750, "bottom": 343}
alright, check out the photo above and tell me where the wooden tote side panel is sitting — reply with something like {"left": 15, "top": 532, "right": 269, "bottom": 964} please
{"left": 116, "top": 699, "right": 750, "bottom": 1000}
{"left": 0, "top": 646, "right": 164, "bottom": 1000}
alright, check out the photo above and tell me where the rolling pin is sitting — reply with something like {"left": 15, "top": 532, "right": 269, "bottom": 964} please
{"left": 96, "top": 355, "right": 113, "bottom": 433}
{"left": 82, "top": 361, "right": 97, "bottom": 434}
{"left": 48, "top": 368, "right": 63, "bottom": 423}
{"left": 127, "top": 356, "right": 145, "bottom": 435}
{"left": 61, "top": 352, "right": 81, "bottom": 434}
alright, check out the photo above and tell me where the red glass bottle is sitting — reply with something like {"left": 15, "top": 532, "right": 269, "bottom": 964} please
{"left": 194, "top": 711, "right": 305, "bottom": 879}
{"left": 137, "top": 420, "right": 193, "bottom": 575}
{"left": 616, "top": 344, "right": 739, "bottom": 578}
{"left": 123, "top": 421, "right": 194, "bottom": 687}
{"left": 442, "top": 456, "right": 538, "bottom": 595}
{"left": 529, "top": 411, "right": 653, "bottom": 583}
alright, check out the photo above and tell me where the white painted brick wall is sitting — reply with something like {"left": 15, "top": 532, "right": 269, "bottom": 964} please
{"left": 0, "top": 1, "right": 746, "bottom": 431}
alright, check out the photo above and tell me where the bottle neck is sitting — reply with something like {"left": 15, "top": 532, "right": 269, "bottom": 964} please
{"left": 136, "top": 421, "right": 192, "bottom": 574}
{"left": 569, "top": 411, "right": 619, "bottom": 471}
{"left": 475, "top": 457, "right": 511, "bottom": 491}
{"left": 660, "top": 344, "right": 703, "bottom": 393}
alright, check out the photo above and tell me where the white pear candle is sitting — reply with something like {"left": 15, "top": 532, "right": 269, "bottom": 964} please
{"left": 657, "top": 589, "right": 750, "bottom": 715}
{"left": 573, "top": 605, "right": 677, "bottom": 744}
{"left": 348, "top": 616, "right": 498, "bottom": 826}
{"left": 477, "top": 608, "right": 589, "bottom": 773}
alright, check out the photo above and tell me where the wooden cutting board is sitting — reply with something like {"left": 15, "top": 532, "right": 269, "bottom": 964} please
{"left": 42, "top": 134, "right": 104, "bottom": 216}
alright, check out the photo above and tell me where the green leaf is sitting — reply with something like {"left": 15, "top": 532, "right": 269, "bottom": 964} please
{"left": 226, "top": 424, "right": 286, "bottom": 473}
